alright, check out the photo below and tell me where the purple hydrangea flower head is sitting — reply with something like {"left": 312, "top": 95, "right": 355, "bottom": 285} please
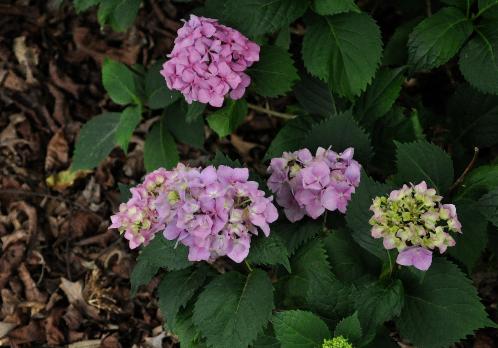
{"left": 110, "top": 163, "right": 277, "bottom": 263}
{"left": 369, "top": 181, "right": 462, "bottom": 271}
{"left": 161, "top": 15, "right": 260, "bottom": 107}
{"left": 267, "top": 147, "right": 361, "bottom": 222}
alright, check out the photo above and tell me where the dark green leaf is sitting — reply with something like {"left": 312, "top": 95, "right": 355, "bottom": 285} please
{"left": 456, "top": 164, "right": 498, "bottom": 200}
{"left": 165, "top": 101, "right": 205, "bottom": 148}
{"left": 102, "top": 58, "right": 142, "bottom": 105}
{"left": 74, "top": 0, "right": 100, "bottom": 12}
{"left": 186, "top": 102, "right": 206, "bottom": 123}
{"left": 209, "top": 151, "right": 242, "bottom": 167}
{"left": 273, "top": 310, "right": 331, "bottom": 348}
{"left": 302, "top": 13, "right": 382, "bottom": 98}
{"left": 312, "top": 0, "right": 359, "bottom": 15}
{"left": 138, "top": 236, "right": 192, "bottom": 271}
{"left": 71, "top": 112, "right": 121, "bottom": 170}
{"left": 477, "top": 0, "right": 498, "bottom": 19}
{"left": 383, "top": 18, "right": 421, "bottom": 66}
{"left": 109, "top": 0, "right": 141, "bottom": 32}
{"left": 207, "top": 99, "right": 248, "bottom": 137}
{"left": 146, "top": 61, "right": 181, "bottom": 109}
{"left": 116, "top": 105, "right": 141, "bottom": 152}
{"left": 275, "top": 27, "right": 291, "bottom": 49}
{"left": 118, "top": 183, "right": 131, "bottom": 202}
{"left": 143, "top": 119, "right": 179, "bottom": 172}
{"left": 397, "top": 258, "right": 494, "bottom": 348}
{"left": 249, "top": 46, "right": 299, "bottom": 97}
{"left": 273, "top": 219, "right": 322, "bottom": 256}
{"left": 477, "top": 188, "right": 498, "bottom": 227}
{"left": 193, "top": 270, "right": 274, "bottom": 348}
{"left": 334, "top": 312, "right": 362, "bottom": 344}
{"left": 247, "top": 233, "right": 291, "bottom": 272}
{"left": 408, "top": 7, "right": 473, "bottom": 71}
{"left": 294, "top": 73, "right": 336, "bottom": 117}
{"left": 130, "top": 258, "right": 159, "bottom": 296}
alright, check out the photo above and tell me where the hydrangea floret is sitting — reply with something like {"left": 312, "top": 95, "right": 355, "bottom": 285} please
{"left": 110, "top": 163, "right": 278, "bottom": 263}
{"left": 322, "top": 336, "right": 353, "bottom": 348}
{"left": 369, "top": 181, "right": 462, "bottom": 271}
{"left": 267, "top": 147, "right": 361, "bottom": 222}
{"left": 161, "top": 15, "right": 260, "bottom": 107}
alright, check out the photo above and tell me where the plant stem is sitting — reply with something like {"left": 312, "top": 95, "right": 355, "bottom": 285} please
{"left": 448, "top": 147, "right": 479, "bottom": 194}
{"left": 244, "top": 260, "right": 253, "bottom": 272}
{"left": 248, "top": 103, "right": 297, "bottom": 120}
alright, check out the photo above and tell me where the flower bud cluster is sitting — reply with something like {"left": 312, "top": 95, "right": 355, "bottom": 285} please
{"left": 322, "top": 337, "right": 353, "bottom": 348}
{"left": 369, "top": 181, "right": 462, "bottom": 270}
{"left": 267, "top": 147, "right": 361, "bottom": 222}
{"left": 161, "top": 15, "right": 260, "bottom": 107}
{"left": 110, "top": 164, "right": 278, "bottom": 263}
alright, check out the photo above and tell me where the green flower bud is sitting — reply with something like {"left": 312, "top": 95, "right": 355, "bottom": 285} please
{"left": 322, "top": 336, "right": 353, "bottom": 348}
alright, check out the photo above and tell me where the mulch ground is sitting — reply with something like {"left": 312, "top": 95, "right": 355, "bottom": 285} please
{"left": 0, "top": 1, "right": 497, "bottom": 347}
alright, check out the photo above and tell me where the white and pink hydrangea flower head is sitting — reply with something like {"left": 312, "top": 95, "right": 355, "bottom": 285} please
{"left": 110, "top": 163, "right": 278, "bottom": 263}
{"left": 369, "top": 181, "right": 462, "bottom": 271}
{"left": 267, "top": 147, "right": 361, "bottom": 222}
{"left": 161, "top": 15, "right": 260, "bottom": 107}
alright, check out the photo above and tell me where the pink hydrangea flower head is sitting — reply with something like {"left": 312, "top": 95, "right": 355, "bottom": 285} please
{"left": 369, "top": 181, "right": 462, "bottom": 271}
{"left": 161, "top": 15, "right": 260, "bottom": 107}
{"left": 267, "top": 147, "right": 361, "bottom": 222}
{"left": 110, "top": 163, "right": 278, "bottom": 263}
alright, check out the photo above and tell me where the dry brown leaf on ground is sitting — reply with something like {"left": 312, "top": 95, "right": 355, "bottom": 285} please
{"left": 49, "top": 61, "right": 80, "bottom": 98}
{"left": 18, "top": 263, "right": 47, "bottom": 304}
{"left": 13, "top": 36, "right": 39, "bottom": 85}
{"left": 59, "top": 277, "right": 100, "bottom": 320}
{"left": 68, "top": 339, "right": 102, "bottom": 348}
{"left": 45, "top": 129, "right": 69, "bottom": 172}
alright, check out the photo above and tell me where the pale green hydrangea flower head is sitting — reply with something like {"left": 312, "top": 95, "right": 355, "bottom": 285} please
{"left": 322, "top": 336, "right": 353, "bottom": 348}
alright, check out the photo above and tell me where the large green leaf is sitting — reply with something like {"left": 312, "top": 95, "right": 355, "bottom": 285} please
{"left": 408, "top": 7, "right": 473, "bottom": 71}
{"left": 109, "top": 0, "right": 141, "bottom": 32}
{"left": 459, "top": 19, "right": 498, "bottom": 95}
{"left": 138, "top": 236, "right": 192, "bottom": 271}
{"left": 456, "top": 164, "right": 498, "bottom": 199}
{"left": 477, "top": 0, "right": 498, "bottom": 19}
{"left": 222, "top": 0, "right": 309, "bottom": 36}
{"left": 115, "top": 105, "right": 141, "bottom": 152}
{"left": 394, "top": 140, "right": 454, "bottom": 194}
{"left": 71, "top": 112, "right": 121, "bottom": 170}
{"left": 143, "top": 118, "right": 179, "bottom": 172}
{"left": 272, "top": 310, "right": 331, "bottom": 348}
{"left": 158, "top": 266, "right": 209, "bottom": 330}
{"left": 249, "top": 45, "right": 299, "bottom": 97}
{"left": 442, "top": 0, "right": 475, "bottom": 12}
{"left": 145, "top": 61, "right": 181, "bottom": 110}
{"left": 102, "top": 58, "right": 142, "bottom": 105}
{"left": 302, "top": 13, "right": 382, "bottom": 98}
{"left": 74, "top": 0, "right": 100, "bottom": 12}
{"left": 396, "top": 258, "right": 494, "bottom": 348}
{"left": 294, "top": 73, "right": 336, "bottom": 117}
{"left": 130, "top": 258, "right": 159, "bottom": 296}
{"left": 312, "top": 0, "right": 359, "bottom": 15}
{"left": 165, "top": 101, "right": 205, "bottom": 148}
{"left": 303, "top": 111, "right": 373, "bottom": 164}
{"left": 193, "top": 270, "right": 274, "bottom": 348}
{"left": 247, "top": 233, "right": 291, "bottom": 272}
{"left": 334, "top": 312, "right": 362, "bottom": 344}
{"left": 273, "top": 219, "right": 322, "bottom": 256}
{"left": 207, "top": 99, "right": 248, "bottom": 137}
{"left": 355, "top": 67, "right": 405, "bottom": 125}
{"left": 478, "top": 188, "right": 498, "bottom": 227}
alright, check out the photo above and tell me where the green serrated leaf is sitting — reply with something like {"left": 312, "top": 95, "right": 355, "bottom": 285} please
{"left": 116, "top": 105, "right": 141, "bottom": 152}
{"left": 146, "top": 61, "right": 181, "bottom": 109}
{"left": 459, "top": 19, "right": 498, "bottom": 95}
{"left": 273, "top": 310, "right": 331, "bottom": 348}
{"left": 249, "top": 45, "right": 299, "bottom": 97}
{"left": 207, "top": 99, "right": 248, "bottom": 137}
{"left": 165, "top": 101, "right": 205, "bottom": 148}
{"left": 334, "top": 312, "right": 362, "bottom": 344}
{"left": 457, "top": 164, "right": 498, "bottom": 199}
{"left": 193, "top": 270, "right": 274, "bottom": 348}
{"left": 275, "top": 27, "right": 291, "bottom": 49}
{"left": 143, "top": 118, "right": 179, "bottom": 172}
{"left": 247, "top": 233, "right": 291, "bottom": 272}
{"left": 346, "top": 173, "right": 394, "bottom": 259}
{"left": 74, "top": 0, "right": 100, "bottom": 12}
{"left": 312, "top": 0, "right": 359, "bottom": 15}
{"left": 186, "top": 101, "right": 206, "bottom": 123}
{"left": 303, "top": 111, "right": 373, "bottom": 164}
{"left": 408, "top": 7, "right": 473, "bottom": 71}
{"left": 223, "top": 0, "right": 309, "bottom": 37}
{"left": 355, "top": 67, "right": 405, "bottom": 125}
{"left": 138, "top": 236, "right": 192, "bottom": 270}
{"left": 109, "top": 0, "right": 141, "bottom": 32}
{"left": 253, "top": 330, "right": 281, "bottom": 348}
{"left": 477, "top": 0, "right": 498, "bottom": 19}
{"left": 442, "top": 0, "right": 475, "bottom": 12}
{"left": 477, "top": 188, "right": 498, "bottom": 227}
{"left": 71, "top": 112, "right": 121, "bottom": 170}
{"left": 294, "top": 73, "right": 336, "bottom": 118}
{"left": 394, "top": 140, "right": 454, "bottom": 194}
{"left": 449, "top": 84, "right": 498, "bottom": 147}
{"left": 302, "top": 12, "right": 382, "bottom": 98}
{"left": 130, "top": 258, "right": 159, "bottom": 296}
{"left": 158, "top": 266, "right": 209, "bottom": 330}
{"left": 273, "top": 219, "right": 322, "bottom": 256}
{"left": 174, "top": 308, "right": 207, "bottom": 348}
{"left": 102, "top": 58, "right": 142, "bottom": 105}
{"left": 97, "top": 0, "right": 119, "bottom": 26}
{"left": 396, "top": 258, "right": 494, "bottom": 348}
{"left": 209, "top": 151, "right": 243, "bottom": 167}
{"left": 383, "top": 18, "right": 422, "bottom": 66}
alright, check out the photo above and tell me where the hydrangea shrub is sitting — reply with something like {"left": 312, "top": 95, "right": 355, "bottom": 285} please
{"left": 71, "top": 1, "right": 498, "bottom": 347}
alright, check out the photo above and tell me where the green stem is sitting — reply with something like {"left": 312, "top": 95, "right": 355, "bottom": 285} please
{"left": 248, "top": 103, "right": 297, "bottom": 120}
{"left": 244, "top": 260, "right": 253, "bottom": 272}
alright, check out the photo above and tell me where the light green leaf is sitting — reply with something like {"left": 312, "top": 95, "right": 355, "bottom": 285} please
{"left": 459, "top": 19, "right": 498, "bottom": 95}
{"left": 273, "top": 310, "right": 331, "bottom": 348}
{"left": 207, "top": 99, "right": 248, "bottom": 137}
{"left": 303, "top": 111, "right": 373, "bottom": 164}
{"left": 74, "top": 0, "right": 100, "bottom": 12}
{"left": 408, "top": 7, "right": 473, "bottom": 71}
{"left": 116, "top": 105, "right": 141, "bottom": 152}
{"left": 71, "top": 112, "right": 121, "bottom": 170}
{"left": 158, "top": 266, "right": 209, "bottom": 330}
{"left": 397, "top": 258, "right": 494, "bottom": 348}
{"left": 294, "top": 73, "right": 336, "bottom": 117}
{"left": 394, "top": 140, "right": 454, "bottom": 194}
{"left": 457, "top": 164, "right": 498, "bottom": 199}
{"left": 247, "top": 233, "right": 291, "bottom": 272}
{"left": 249, "top": 45, "right": 299, "bottom": 97}
{"left": 97, "top": 0, "right": 119, "bottom": 25}
{"left": 102, "top": 58, "right": 142, "bottom": 105}
{"left": 334, "top": 312, "right": 362, "bottom": 344}
{"left": 146, "top": 61, "right": 181, "bottom": 110}
{"left": 165, "top": 101, "right": 205, "bottom": 148}
{"left": 302, "top": 13, "right": 382, "bottom": 98}
{"left": 144, "top": 118, "right": 179, "bottom": 172}
{"left": 355, "top": 67, "right": 405, "bottom": 125}
{"left": 109, "top": 0, "right": 141, "bottom": 32}
{"left": 312, "top": 0, "right": 359, "bottom": 15}
{"left": 193, "top": 270, "right": 274, "bottom": 348}
{"left": 477, "top": 188, "right": 498, "bottom": 227}
{"left": 223, "top": 0, "right": 309, "bottom": 37}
